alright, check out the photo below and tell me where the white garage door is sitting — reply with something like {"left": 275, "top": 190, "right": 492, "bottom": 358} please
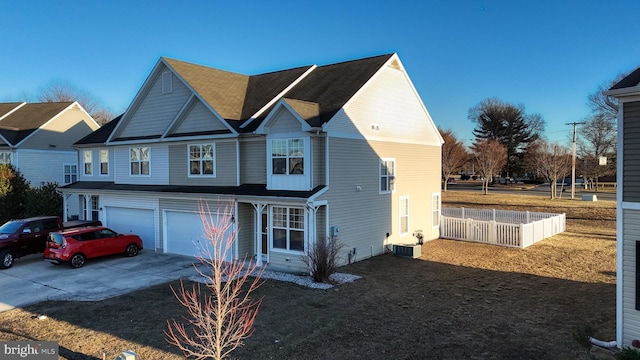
{"left": 105, "top": 207, "right": 156, "bottom": 251}
{"left": 165, "top": 210, "right": 232, "bottom": 261}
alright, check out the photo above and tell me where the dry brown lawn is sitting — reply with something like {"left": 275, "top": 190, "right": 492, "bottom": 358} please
{"left": 0, "top": 191, "right": 616, "bottom": 359}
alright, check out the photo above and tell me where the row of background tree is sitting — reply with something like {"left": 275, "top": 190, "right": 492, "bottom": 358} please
{"left": 442, "top": 74, "right": 622, "bottom": 198}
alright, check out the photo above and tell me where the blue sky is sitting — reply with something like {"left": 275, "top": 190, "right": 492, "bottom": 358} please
{"left": 2, "top": 0, "right": 639, "bottom": 145}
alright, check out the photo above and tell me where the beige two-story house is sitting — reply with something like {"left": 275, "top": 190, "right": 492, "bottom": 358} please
{"left": 61, "top": 53, "right": 443, "bottom": 272}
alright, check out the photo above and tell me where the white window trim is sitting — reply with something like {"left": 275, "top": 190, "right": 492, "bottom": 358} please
{"left": 99, "top": 150, "right": 109, "bottom": 176}
{"left": 63, "top": 163, "right": 78, "bottom": 185}
{"left": 432, "top": 193, "right": 441, "bottom": 228}
{"left": 129, "top": 147, "right": 151, "bottom": 177}
{"left": 270, "top": 206, "right": 306, "bottom": 254}
{"left": 83, "top": 150, "right": 92, "bottom": 176}
{"left": 399, "top": 196, "right": 410, "bottom": 236}
{"left": 0, "top": 151, "right": 12, "bottom": 165}
{"left": 379, "top": 158, "right": 396, "bottom": 194}
{"left": 269, "top": 137, "right": 306, "bottom": 176}
{"left": 266, "top": 134, "right": 312, "bottom": 191}
{"left": 187, "top": 143, "right": 216, "bottom": 178}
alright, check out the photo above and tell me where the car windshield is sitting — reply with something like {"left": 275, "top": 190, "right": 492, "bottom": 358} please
{"left": 0, "top": 221, "right": 23, "bottom": 235}
{"left": 48, "top": 233, "right": 66, "bottom": 245}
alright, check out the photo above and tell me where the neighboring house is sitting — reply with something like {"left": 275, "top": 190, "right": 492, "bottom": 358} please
{"left": 0, "top": 102, "right": 100, "bottom": 218}
{"left": 605, "top": 67, "right": 640, "bottom": 348}
{"left": 61, "top": 53, "right": 443, "bottom": 273}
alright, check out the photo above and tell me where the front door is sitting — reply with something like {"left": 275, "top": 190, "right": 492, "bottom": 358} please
{"left": 261, "top": 212, "right": 268, "bottom": 263}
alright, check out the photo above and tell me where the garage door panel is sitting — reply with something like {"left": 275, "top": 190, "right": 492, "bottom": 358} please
{"left": 165, "top": 211, "right": 232, "bottom": 261}
{"left": 106, "top": 207, "right": 155, "bottom": 251}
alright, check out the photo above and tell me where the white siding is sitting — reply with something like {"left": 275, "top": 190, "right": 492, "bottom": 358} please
{"left": 325, "top": 65, "right": 441, "bottom": 147}
{"left": 171, "top": 99, "right": 229, "bottom": 135}
{"left": 622, "top": 209, "right": 640, "bottom": 346}
{"left": 113, "top": 144, "right": 169, "bottom": 185}
{"left": 118, "top": 68, "right": 192, "bottom": 139}
{"left": 317, "top": 138, "right": 440, "bottom": 265}
{"left": 16, "top": 149, "right": 77, "bottom": 186}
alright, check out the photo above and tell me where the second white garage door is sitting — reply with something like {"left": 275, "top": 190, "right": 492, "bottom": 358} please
{"left": 165, "top": 210, "right": 233, "bottom": 261}
{"left": 105, "top": 207, "right": 156, "bottom": 251}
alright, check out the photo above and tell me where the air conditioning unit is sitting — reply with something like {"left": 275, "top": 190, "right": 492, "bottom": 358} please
{"left": 392, "top": 244, "right": 421, "bottom": 258}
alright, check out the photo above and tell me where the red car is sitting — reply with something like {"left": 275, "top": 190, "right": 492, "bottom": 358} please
{"left": 44, "top": 226, "right": 143, "bottom": 268}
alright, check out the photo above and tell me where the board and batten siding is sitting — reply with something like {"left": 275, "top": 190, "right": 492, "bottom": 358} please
{"left": 171, "top": 99, "right": 229, "bottom": 135}
{"left": 624, "top": 101, "right": 640, "bottom": 202}
{"left": 325, "top": 63, "right": 441, "bottom": 147}
{"left": 240, "top": 138, "right": 266, "bottom": 184}
{"left": 118, "top": 68, "right": 191, "bottom": 139}
{"left": 20, "top": 105, "right": 99, "bottom": 151}
{"left": 317, "top": 138, "right": 440, "bottom": 265}
{"left": 113, "top": 145, "right": 169, "bottom": 185}
{"left": 168, "top": 141, "right": 237, "bottom": 186}
{"left": 621, "top": 209, "right": 640, "bottom": 345}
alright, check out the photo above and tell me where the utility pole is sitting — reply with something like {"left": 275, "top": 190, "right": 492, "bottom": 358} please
{"left": 566, "top": 122, "right": 585, "bottom": 199}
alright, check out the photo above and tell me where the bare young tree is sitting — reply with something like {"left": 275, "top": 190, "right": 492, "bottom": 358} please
{"left": 166, "top": 201, "right": 264, "bottom": 360}
{"left": 439, "top": 128, "right": 468, "bottom": 192}
{"left": 527, "top": 140, "right": 571, "bottom": 199}
{"left": 470, "top": 139, "right": 506, "bottom": 195}
{"left": 37, "top": 80, "right": 115, "bottom": 125}
{"left": 577, "top": 113, "right": 617, "bottom": 189}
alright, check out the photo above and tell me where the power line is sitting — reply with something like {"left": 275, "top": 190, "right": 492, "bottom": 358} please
{"left": 565, "top": 122, "right": 586, "bottom": 199}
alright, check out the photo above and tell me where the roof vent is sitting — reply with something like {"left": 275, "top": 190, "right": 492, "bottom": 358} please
{"left": 388, "top": 59, "right": 402, "bottom": 71}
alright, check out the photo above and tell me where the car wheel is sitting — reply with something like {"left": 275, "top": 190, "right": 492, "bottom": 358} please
{"left": 70, "top": 253, "right": 86, "bottom": 268}
{"left": 125, "top": 244, "right": 139, "bottom": 257}
{"left": 0, "top": 250, "right": 14, "bottom": 269}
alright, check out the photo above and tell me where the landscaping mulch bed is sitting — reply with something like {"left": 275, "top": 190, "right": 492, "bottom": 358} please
{"left": 0, "top": 191, "right": 616, "bottom": 359}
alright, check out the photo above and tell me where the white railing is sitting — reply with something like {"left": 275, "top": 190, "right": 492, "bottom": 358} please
{"left": 440, "top": 208, "right": 566, "bottom": 248}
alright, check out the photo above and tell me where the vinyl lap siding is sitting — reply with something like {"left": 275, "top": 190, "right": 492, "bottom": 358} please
{"left": 624, "top": 102, "right": 640, "bottom": 202}
{"left": 16, "top": 150, "right": 77, "bottom": 186}
{"left": 313, "top": 136, "right": 326, "bottom": 187}
{"left": 240, "top": 138, "right": 266, "bottom": 184}
{"left": 113, "top": 145, "right": 169, "bottom": 185}
{"left": 269, "top": 109, "right": 303, "bottom": 133}
{"left": 78, "top": 148, "right": 115, "bottom": 182}
{"left": 318, "top": 138, "right": 440, "bottom": 265}
{"left": 119, "top": 70, "right": 191, "bottom": 138}
{"left": 20, "top": 106, "right": 98, "bottom": 151}
{"left": 622, "top": 209, "right": 640, "bottom": 345}
{"left": 327, "top": 65, "right": 441, "bottom": 146}
{"left": 172, "top": 100, "right": 229, "bottom": 134}
{"left": 168, "top": 141, "right": 237, "bottom": 186}
{"left": 237, "top": 203, "right": 253, "bottom": 258}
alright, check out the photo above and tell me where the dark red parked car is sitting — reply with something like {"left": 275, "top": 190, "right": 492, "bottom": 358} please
{"left": 44, "top": 226, "right": 143, "bottom": 268}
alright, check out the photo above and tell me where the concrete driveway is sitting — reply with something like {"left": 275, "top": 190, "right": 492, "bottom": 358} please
{"left": 0, "top": 251, "right": 200, "bottom": 312}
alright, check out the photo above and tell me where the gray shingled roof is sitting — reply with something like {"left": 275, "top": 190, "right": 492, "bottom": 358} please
{"left": 0, "top": 102, "right": 73, "bottom": 145}
{"left": 610, "top": 66, "right": 640, "bottom": 90}
{"left": 75, "top": 114, "right": 122, "bottom": 145}
{"left": 97, "top": 54, "right": 394, "bottom": 143}
{"left": 0, "top": 102, "right": 24, "bottom": 118}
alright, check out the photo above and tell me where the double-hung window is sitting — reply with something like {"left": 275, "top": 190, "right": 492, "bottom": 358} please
{"left": 63, "top": 164, "right": 78, "bottom": 185}
{"left": 100, "top": 150, "right": 109, "bottom": 175}
{"left": 272, "top": 138, "right": 304, "bottom": 175}
{"left": 189, "top": 144, "right": 215, "bottom": 176}
{"left": 380, "top": 159, "right": 395, "bottom": 193}
{"left": 400, "top": 196, "right": 409, "bottom": 235}
{"left": 0, "top": 152, "right": 11, "bottom": 164}
{"left": 272, "top": 207, "right": 305, "bottom": 252}
{"left": 84, "top": 151, "right": 92, "bottom": 175}
{"left": 130, "top": 147, "right": 150, "bottom": 175}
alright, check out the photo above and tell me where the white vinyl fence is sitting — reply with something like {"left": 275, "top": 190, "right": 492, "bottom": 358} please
{"left": 440, "top": 208, "right": 566, "bottom": 248}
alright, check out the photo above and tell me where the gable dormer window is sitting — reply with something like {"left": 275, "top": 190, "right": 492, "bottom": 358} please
{"left": 272, "top": 138, "right": 304, "bottom": 175}
{"left": 162, "top": 71, "right": 173, "bottom": 94}
{"left": 130, "top": 147, "right": 150, "bottom": 175}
